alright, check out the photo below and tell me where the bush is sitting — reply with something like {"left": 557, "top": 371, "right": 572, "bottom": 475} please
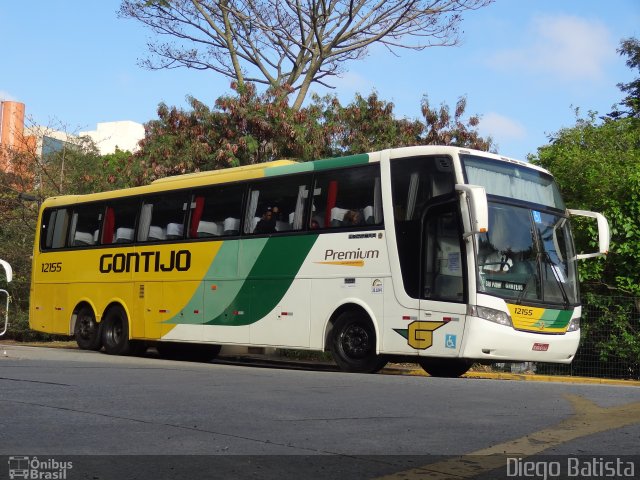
{"left": 2, "top": 308, "right": 69, "bottom": 343}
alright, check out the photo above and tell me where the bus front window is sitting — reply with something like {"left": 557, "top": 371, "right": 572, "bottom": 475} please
{"left": 477, "top": 203, "right": 578, "bottom": 307}
{"left": 535, "top": 211, "right": 578, "bottom": 305}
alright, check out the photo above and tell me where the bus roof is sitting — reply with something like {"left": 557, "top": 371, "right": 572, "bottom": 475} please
{"left": 39, "top": 146, "right": 550, "bottom": 208}
{"left": 151, "top": 159, "right": 297, "bottom": 185}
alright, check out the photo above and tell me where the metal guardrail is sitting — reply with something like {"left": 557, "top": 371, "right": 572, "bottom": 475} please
{"left": 494, "top": 295, "right": 640, "bottom": 380}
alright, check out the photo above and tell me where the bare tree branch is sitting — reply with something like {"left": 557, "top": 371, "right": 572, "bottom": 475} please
{"left": 119, "top": 0, "right": 493, "bottom": 108}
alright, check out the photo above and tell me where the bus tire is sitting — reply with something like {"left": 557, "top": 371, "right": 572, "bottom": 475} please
{"left": 101, "top": 306, "right": 132, "bottom": 356}
{"left": 418, "top": 358, "right": 473, "bottom": 378}
{"left": 330, "top": 310, "right": 387, "bottom": 373}
{"left": 74, "top": 306, "right": 102, "bottom": 351}
{"left": 156, "top": 342, "right": 221, "bottom": 362}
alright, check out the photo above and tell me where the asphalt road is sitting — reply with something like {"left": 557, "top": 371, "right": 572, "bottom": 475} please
{"left": 1, "top": 345, "right": 639, "bottom": 479}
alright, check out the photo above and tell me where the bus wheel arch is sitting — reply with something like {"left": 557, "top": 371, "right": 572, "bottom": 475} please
{"left": 72, "top": 302, "right": 102, "bottom": 351}
{"left": 101, "top": 303, "right": 133, "bottom": 356}
{"left": 327, "top": 304, "right": 387, "bottom": 374}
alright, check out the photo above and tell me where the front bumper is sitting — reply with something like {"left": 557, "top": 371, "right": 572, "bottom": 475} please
{"left": 461, "top": 316, "right": 580, "bottom": 363}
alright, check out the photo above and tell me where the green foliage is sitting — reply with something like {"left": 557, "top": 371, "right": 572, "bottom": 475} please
{"left": 3, "top": 309, "right": 67, "bottom": 342}
{"left": 133, "top": 83, "right": 493, "bottom": 178}
{"left": 0, "top": 132, "right": 140, "bottom": 339}
{"left": 322, "top": 92, "right": 422, "bottom": 153}
{"left": 530, "top": 38, "right": 640, "bottom": 378}
{"left": 575, "top": 294, "right": 640, "bottom": 379}
{"left": 531, "top": 113, "right": 640, "bottom": 296}
{"left": 421, "top": 95, "right": 494, "bottom": 151}
{"left": 0, "top": 197, "right": 36, "bottom": 311}
{"left": 609, "top": 37, "right": 640, "bottom": 119}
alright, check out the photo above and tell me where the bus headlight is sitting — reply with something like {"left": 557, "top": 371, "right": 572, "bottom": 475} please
{"left": 468, "top": 305, "right": 513, "bottom": 327}
{"left": 567, "top": 317, "right": 580, "bottom": 332}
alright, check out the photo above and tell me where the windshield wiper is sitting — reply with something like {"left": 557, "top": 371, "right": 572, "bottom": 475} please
{"left": 542, "top": 251, "right": 570, "bottom": 309}
{"left": 514, "top": 260, "right": 534, "bottom": 305}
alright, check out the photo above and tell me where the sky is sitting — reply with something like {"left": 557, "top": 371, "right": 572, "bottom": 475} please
{"left": 1, "top": 1, "right": 638, "bottom": 161}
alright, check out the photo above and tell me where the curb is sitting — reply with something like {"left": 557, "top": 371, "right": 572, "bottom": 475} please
{"left": 383, "top": 365, "right": 640, "bottom": 387}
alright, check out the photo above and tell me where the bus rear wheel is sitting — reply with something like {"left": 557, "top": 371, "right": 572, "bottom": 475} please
{"left": 418, "top": 358, "right": 473, "bottom": 378}
{"left": 74, "top": 306, "right": 102, "bottom": 351}
{"left": 101, "top": 306, "right": 132, "bottom": 356}
{"left": 330, "top": 310, "right": 387, "bottom": 373}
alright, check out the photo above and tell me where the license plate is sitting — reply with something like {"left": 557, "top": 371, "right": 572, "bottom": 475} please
{"left": 532, "top": 343, "right": 549, "bottom": 351}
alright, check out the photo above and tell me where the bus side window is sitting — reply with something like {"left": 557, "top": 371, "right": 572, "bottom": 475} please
{"left": 190, "top": 184, "right": 245, "bottom": 238}
{"left": 49, "top": 208, "right": 70, "bottom": 249}
{"left": 68, "top": 204, "right": 103, "bottom": 247}
{"left": 110, "top": 199, "right": 138, "bottom": 244}
{"left": 139, "top": 193, "right": 189, "bottom": 242}
{"left": 40, "top": 209, "right": 66, "bottom": 250}
{"left": 312, "top": 165, "right": 382, "bottom": 229}
{"left": 244, "top": 175, "right": 311, "bottom": 235}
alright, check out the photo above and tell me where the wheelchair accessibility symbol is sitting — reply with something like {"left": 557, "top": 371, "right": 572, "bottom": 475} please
{"left": 445, "top": 334, "right": 457, "bottom": 349}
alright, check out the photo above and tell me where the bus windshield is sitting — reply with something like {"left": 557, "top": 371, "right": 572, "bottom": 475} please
{"left": 463, "top": 155, "right": 565, "bottom": 210}
{"left": 462, "top": 154, "right": 578, "bottom": 307}
{"left": 476, "top": 201, "right": 578, "bottom": 307}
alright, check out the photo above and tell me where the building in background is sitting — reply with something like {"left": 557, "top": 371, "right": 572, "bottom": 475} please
{"left": 0, "top": 101, "right": 36, "bottom": 174}
{"left": 80, "top": 120, "right": 144, "bottom": 155}
{"left": 1, "top": 101, "right": 145, "bottom": 163}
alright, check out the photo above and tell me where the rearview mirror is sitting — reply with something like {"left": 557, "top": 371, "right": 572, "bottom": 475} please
{"left": 455, "top": 184, "right": 488, "bottom": 237}
{"left": 568, "top": 209, "right": 610, "bottom": 259}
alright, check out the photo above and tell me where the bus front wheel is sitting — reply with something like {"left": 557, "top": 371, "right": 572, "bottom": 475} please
{"left": 101, "top": 306, "right": 132, "bottom": 356}
{"left": 330, "top": 310, "right": 387, "bottom": 373}
{"left": 74, "top": 306, "right": 102, "bottom": 351}
{"left": 418, "top": 358, "right": 473, "bottom": 378}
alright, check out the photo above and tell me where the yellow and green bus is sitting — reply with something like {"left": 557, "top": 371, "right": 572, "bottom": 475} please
{"left": 29, "top": 146, "right": 609, "bottom": 376}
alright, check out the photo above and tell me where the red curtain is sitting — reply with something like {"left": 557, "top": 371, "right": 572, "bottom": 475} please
{"left": 102, "top": 207, "right": 115, "bottom": 244}
{"left": 190, "top": 196, "right": 204, "bottom": 237}
{"left": 324, "top": 180, "right": 338, "bottom": 226}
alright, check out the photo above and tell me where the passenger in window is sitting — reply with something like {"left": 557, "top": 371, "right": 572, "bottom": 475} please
{"left": 255, "top": 207, "right": 276, "bottom": 233}
{"left": 344, "top": 210, "right": 364, "bottom": 226}
{"left": 310, "top": 219, "right": 320, "bottom": 230}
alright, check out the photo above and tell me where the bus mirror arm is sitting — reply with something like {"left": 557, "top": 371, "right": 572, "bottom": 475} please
{"left": 0, "top": 259, "right": 13, "bottom": 283}
{"left": 455, "top": 184, "right": 489, "bottom": 238}
{"left": 0, "top": 259, "right": 11, "bottom": 337}
{"left": 567, "top": 209, "right": 610, "bottom": 259}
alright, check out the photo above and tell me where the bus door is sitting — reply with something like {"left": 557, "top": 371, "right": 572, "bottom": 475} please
{"left": 418, "top": 200, "right": 467, "bottom": 357}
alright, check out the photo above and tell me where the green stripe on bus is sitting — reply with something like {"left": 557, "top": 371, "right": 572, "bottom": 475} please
{"left": 164, "top": 239, "right": 269, "bottom": 325}
{"left": 540, "top": 309, "right": 573, "bottom": 328}
{"left": 265, "top": 154, "right": 370, "bottom": 177}
{"left": 312, "top": 154, "right": 371, "bottom": 171}
{"left": 265, "top": 162, "right": 314, "bottom": 176}
{"left": 205, "top": 234, "right": 318, "bottom": 326}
